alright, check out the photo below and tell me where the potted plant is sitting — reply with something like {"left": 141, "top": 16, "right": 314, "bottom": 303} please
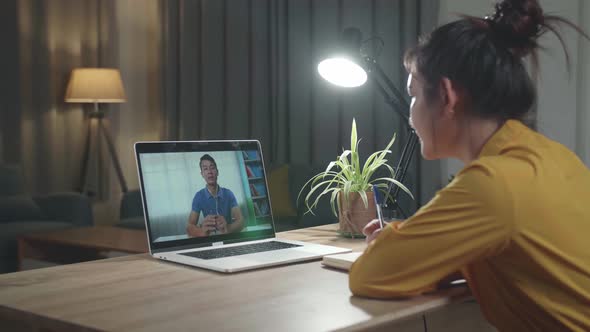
{"left": 298, "top": 118, "right": 412, "bottom": 237}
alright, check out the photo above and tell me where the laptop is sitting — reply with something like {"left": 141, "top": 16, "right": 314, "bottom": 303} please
{"left": 134, "top": 140, "right": 351, "bottom": 273}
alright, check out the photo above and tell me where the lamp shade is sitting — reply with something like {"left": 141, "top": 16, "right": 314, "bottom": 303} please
{"left": 318, "top": 58, "right": 367, "bottom": 87}
{"left": 317, "top": 27, "right": 368, "bottom": 88}
{"left": 65, "top": 68, "right": 126, "bottom": 103}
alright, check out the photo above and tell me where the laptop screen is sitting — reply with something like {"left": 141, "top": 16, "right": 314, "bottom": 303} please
{"left": 135, "top": 140, "right": 275, "bottom": 252}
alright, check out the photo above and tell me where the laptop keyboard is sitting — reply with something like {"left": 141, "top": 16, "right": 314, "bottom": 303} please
{"left": 180, "top": 241, "right": 302, "bottom": 260}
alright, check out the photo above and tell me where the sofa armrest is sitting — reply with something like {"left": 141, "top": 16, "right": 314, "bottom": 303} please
{"left": 34, "top": 192, "right": 93, "bottom": 227}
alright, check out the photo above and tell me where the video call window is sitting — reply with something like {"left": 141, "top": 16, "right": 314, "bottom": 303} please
{"left": 139, "top": 150, "right": 272, "bottom": 243}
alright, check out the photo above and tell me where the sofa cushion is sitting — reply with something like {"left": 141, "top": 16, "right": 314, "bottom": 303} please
{"left": 268, "top": 164, "right": 297, "bottom": 218}
{"left": 0, "top": 195, "right": 45, "bottom": 223}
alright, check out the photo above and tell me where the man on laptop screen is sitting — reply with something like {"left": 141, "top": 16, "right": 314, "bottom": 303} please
{"left": 187, "top": 154, "right": 244, "bottom": 237}
{"left": 139, "top": 147, "right": 272, "bottom": 243}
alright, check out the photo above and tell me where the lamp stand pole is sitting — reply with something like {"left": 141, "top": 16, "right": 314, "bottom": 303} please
{"left": 79, "top": 102, "right": 128, "bottom": 195}
{"left": 99, "top": 117, "right": 128, "bottom": 193}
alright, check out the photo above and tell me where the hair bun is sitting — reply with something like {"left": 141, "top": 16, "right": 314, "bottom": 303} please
{"left": 485, "top": 0, "right": 544, "bottom": 56}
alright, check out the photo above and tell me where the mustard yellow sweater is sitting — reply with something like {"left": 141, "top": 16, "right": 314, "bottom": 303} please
{"left": 349, "top": 120, "right": 590, "bottom": 331}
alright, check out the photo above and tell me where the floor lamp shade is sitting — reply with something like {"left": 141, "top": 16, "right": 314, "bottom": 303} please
{"left": 65, "top": 68, "right": 126, "bottom": 103}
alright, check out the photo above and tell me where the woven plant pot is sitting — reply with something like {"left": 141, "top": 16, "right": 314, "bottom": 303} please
{"left": 337, "top": 191, "right": 376, "bottom": 238}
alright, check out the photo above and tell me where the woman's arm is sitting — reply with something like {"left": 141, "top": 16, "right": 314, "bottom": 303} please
{"left": 350, "top": 163, "right": 513, "bottom": 298}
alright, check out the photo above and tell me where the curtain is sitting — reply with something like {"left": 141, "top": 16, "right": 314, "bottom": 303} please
{"left": 2, "top": 0, "right": 120, "bottom": 198}
{"left": 160, "top": 0, "right": 438, "bottom": 213}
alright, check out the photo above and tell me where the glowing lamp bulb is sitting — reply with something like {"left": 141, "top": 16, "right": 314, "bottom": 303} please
{"left": 317, "top": 58, "right": 367, "bottom": 88}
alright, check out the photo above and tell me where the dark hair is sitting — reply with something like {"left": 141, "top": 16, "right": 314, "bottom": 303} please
{"left": 404, "top": 0, "right": 588, "bottom": 120}
{"left": 199, "top": 154, "right": 217, "bottom": 170}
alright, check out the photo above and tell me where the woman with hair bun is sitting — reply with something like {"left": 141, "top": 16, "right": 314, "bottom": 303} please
{"left": 349, "top": 0, "right": 590, "bottom": 330}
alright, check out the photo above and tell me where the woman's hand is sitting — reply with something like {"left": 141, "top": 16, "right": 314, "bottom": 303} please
{"left": 363, "top": 219, "right": 384, "bottom": 244}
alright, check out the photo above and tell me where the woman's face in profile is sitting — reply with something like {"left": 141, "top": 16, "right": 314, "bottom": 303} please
{"left": 407, "top": 73, "right": 437, "bottom": 160}
{"left": 407, "top": 73, "right": 460, "bottom": 161}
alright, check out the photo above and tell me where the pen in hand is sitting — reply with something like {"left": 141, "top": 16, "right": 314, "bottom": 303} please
{"left": 372, "top": 185, "right": 385, "bottom": 229}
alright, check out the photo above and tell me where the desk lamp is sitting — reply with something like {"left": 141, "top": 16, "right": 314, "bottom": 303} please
{"left": 65, "top": 68, "right": 128, "bottom": 194}
{"left": 318, "top": 27, "right": 419, "bottom": 218}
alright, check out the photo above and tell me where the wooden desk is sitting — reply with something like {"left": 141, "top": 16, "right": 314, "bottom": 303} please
{"left": 17, "top": 226, "right": 148, "bottom": 270}
{"left": 0, "top": 224, "right": 475, "bottom": 332}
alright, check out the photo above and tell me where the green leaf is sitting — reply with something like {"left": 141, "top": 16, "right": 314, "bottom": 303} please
{"left": 352, "top": 139, "right": 361, "bottom": 177}
{"left": 325, "top": 161, "right": 337, "bottom": 174}
{"left": 372, "top": 177, "right": 414, "bottom": 200}
{"left": 343, "top": 180, "right": 352, "bottom": 206}
{"left": 330, "top": 189, "right": 339, "bottom": 217}
{"left": 359, "top": 190, "right": 369, "bottom": 209}
{"left": 339, "top": 150, "right": 351, "bottom": 163}
{"left": 350, "top": 118, "right": 357, "bottom": 153}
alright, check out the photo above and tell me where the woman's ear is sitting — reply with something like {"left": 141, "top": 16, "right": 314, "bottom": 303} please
{"left": 439, "top": 77, "right": 459, "bottom": 119}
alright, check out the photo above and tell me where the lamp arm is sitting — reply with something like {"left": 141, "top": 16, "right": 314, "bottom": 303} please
{"left": 389, "top": 130, "right": 419, "bottom": 202}
{"left": 363, "top": 57, "right": 410, "bottom": 121}
{"left": 360, "top": 56, "right": 419, "bottom": 213}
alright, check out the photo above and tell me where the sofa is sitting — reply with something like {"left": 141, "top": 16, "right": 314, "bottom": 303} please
{"left": 0, "top": 164, "right": 94, "bottom": 273}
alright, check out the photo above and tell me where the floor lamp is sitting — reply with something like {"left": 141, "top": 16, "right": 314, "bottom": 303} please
{"left": 317, "top": 27, "right": 419, "bottom": 218}
{"left": 65, "top": 68, "right": 128, "bottom": 195}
